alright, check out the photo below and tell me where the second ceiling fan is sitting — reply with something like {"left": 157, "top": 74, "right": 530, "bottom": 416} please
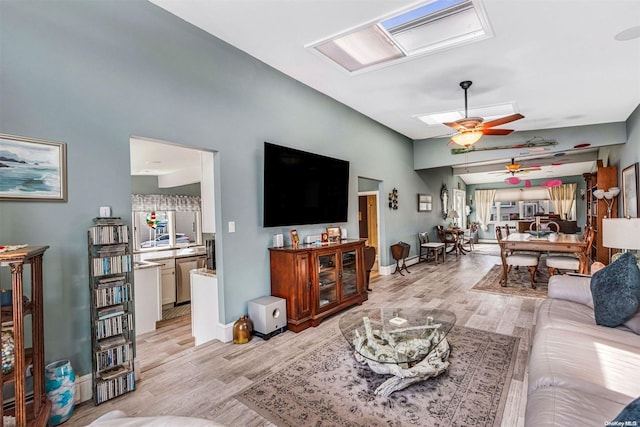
{"left": 445, "top": 81, "right": 524, "bottom": 147}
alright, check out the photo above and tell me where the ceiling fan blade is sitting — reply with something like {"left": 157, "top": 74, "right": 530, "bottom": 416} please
{"left": 482, "top": 114, "right": 524, "bottom": 129}
{"left": 443, "top": 121, "right": 467, "bottom": 131}
{"left": 483, "top": 128, "right": 514, "bottom": 136}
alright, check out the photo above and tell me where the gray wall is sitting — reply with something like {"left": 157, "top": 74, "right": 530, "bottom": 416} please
{"left": 0, "top": 0, "right": 437, "bottom": 375}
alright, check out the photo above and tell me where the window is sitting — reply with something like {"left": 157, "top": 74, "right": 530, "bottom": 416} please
{"left": 131, "top": 194, "right": 203, "bottom": 251}
{"left": 133, "top": 211, "right": 201, "bottom": 251}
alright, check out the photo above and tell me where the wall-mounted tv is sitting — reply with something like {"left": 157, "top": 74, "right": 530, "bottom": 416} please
{"left": 263, "top": 142, "right": 350, "bottom": 227}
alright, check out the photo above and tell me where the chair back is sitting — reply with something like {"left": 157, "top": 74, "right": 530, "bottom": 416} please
{"left": 495, "top": 225, "right": 504, "bottom": 242}
{"left": 418, "top": 232, "right": 429, "bottom": 244}
{"left": 583, "top": 226, "right": 595, "bottom": 255}
{"left": 504, "top": 225, "right": 511, "bottom": 236}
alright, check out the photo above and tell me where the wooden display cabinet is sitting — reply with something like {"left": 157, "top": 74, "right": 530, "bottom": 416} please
{"left": 0, "top": 246, "right": 51, "bottom": 426}
{"left": 269, "top": 239, "right": 367, "bottom": 332}
{"left": 583, "top": 160, "right": 618, "bottom": 264}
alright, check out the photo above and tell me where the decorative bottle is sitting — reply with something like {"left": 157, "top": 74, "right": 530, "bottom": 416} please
{"left": 233, "top": 315, "right": 253, "bottom": 344}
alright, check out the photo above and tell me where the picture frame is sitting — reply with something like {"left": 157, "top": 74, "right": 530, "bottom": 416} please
{"left": 622, "top": 163, "right": 639, "bottom": 218}
{"left": 321, "top": 232, "right": 329, "bottom": 243}
{"left": 418, "top": 194, "right": 432, "bottom": 212}
{"left": 326, "top": 226, "right": 341, "bottom": 243}
{"left": 0, "top": 133, "right": 67, "bottom": 201}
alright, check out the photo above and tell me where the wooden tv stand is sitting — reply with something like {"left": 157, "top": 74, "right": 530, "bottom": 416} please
{"left": 269, "top": 239, "right": 367, "bottom": 332}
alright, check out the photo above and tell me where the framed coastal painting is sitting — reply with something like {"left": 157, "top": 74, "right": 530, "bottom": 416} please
{"left": 622, "top": 163, "right": 639, "bottom": 218}
{"left": 0, "top": 134, "right": 67, "bottom": 201}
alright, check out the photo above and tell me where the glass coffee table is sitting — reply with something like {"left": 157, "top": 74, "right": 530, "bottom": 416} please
{"left": 339, "top": 307, "right": 456, "bottom": 396}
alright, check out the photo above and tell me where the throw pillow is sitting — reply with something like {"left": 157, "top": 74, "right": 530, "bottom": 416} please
{"left": 590, "top": 252, "right": 640, "bottom": 327}
{"left": 611, "top": 396, "right": 640, "bottom": 423}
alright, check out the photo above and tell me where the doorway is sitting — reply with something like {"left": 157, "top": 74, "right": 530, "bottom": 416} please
{"left": 358, "top": 191, "right": 379, "bottom": 272}
{"left": 452, "top": 188, "right": 466, "bottom": 229}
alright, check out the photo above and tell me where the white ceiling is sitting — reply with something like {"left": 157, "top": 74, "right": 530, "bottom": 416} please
{"left": 138, "top": 0, "right": 640, "bottom": 183}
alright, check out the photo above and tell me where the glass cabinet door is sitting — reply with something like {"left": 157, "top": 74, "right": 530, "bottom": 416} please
{"left": 341, "top": 250, "right": 358, "bottom": 298}
{"left": 318, "top": 253, "right": 338, "bottom": 308}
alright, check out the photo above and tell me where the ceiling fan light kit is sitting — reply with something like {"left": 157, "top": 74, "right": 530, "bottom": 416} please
{"left": 450, "top": 130, "right": 483, "bottom": 146}
{"left": 445, "top": 80, "right": 524, "bottom": 147}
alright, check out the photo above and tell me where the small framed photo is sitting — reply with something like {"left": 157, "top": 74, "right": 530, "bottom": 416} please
{"left": 326, "top": 226, "right": 341, "bottom": 243}
{"left": 622, "top": 163, "right": 639, "bottom": 218}
{"left": 321, "top": 232, "right": 329, "bottom": 243}
{"left": 290, "top": 229, "right": 300, "bottom": 247}
{"left": 0, "top": 133, "right": 67, "bottom": 201}
{"left": 418, "top": 194, "right": 432, "bottom": 212}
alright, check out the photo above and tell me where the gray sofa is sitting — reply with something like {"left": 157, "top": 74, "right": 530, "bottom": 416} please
{"left": 525, "top": 274, "right": 640, "bottom": 426}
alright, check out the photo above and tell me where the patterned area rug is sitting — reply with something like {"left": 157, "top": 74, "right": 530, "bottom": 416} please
{"left": 470, "top": 264, "right": 549, "bottom": 298}
{"left": 235, "top": 326, "right": 519, "bottom": 427}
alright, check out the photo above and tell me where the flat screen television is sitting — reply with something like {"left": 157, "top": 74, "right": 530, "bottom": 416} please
{"left": 263, "top": 142, "right": 350, "bottom": 227}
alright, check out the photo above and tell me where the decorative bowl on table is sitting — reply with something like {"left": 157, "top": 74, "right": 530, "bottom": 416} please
{"left": 527, "top": 230, "right": 552, "bottom": 237}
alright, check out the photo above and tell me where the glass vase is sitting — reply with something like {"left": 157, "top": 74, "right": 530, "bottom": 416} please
{"left": 45, "top": 359, "right": 76, "bottom": 425}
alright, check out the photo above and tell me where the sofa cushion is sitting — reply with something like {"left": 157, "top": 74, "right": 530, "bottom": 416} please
{"left": 547, "top": 274, "right": 593, "bottom": 307}
{"left": 525, "top": 386, "right": 625, "bottom": 427}
{"left": 612, "top": 397, "right": 640, "bottom": 423}
{"left": 590, "top": 252, "right": 640, "bottom": 327}
{"left": 535, "top": 299, "right": 637, "bottom": 344}
{"left": 625, "top": 312, "right": 640, "bottom": 334}
{"left": 528, "top": 327, "right": 640, "bottom": 404}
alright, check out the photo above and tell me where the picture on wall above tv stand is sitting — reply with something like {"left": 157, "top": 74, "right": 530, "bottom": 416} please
{"left": 263, "top": 142, "right": 350, "bottom": 227}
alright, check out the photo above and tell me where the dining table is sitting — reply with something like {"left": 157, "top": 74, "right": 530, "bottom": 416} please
{"left": 498, "top": 232, "right": 589, "bottom": 276}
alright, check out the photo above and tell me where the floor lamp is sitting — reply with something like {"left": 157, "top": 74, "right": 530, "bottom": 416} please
{"left": 602, "top": 218, "right": 640, "bottom": 264}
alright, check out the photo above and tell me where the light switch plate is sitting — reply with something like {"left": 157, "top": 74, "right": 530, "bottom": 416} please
{"left": 228, "top": 221, "right": 235, "bottom": 233}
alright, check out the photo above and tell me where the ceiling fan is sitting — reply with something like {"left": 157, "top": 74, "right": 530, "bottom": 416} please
{"left": 489, "top": 158, "right": 541, "bottom": 176}
{"left": 445, "top": 81, "right": 524, "bottom": 147}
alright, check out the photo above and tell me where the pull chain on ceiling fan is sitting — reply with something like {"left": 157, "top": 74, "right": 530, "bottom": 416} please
{"left": 445, "top": 81, "right": 525, "bottom": 147}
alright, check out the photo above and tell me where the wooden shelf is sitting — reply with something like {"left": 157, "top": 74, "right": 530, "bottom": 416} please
{"left": 0, "top": 246, "right": 50, "bottom": 426}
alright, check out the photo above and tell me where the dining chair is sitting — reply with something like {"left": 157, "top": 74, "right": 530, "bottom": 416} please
{"left": 461, "top": 228, "right": 474, "bottom": 251}
{"left": 437, "top": 225, "right": 459, "bottom": 257}
{"left": 418, "top": 232, "right": 445, "bottom": 264}
{"left": 495, "top": 226, "right": 540, "bottom": 288}
{"left": 529, "top": 221, "right": 560, "bottom": 232}
{"left": 546, "top": 226, "right": 595, "bottom": 276}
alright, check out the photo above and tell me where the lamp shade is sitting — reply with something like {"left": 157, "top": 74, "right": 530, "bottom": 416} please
{"left": 602, "top": 218, "right": 640, "bottom": 250}
{"left": 450, "top": 130, "right": 482, "bottom": 147}
{"left": 448, "top": 210, "right": 460, "bottom": 219}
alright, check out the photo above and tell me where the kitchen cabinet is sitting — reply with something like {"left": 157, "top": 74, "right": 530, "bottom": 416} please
{"left": 133, "top": 263, "right": 161, "bottom": 335}
{"left": 269, "top": 239, "right": 367, "bottom": 332}
{"left": 158, "top": 260, "right": 176, "bottom": 305}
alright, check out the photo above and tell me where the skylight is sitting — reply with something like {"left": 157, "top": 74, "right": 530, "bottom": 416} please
{"left": 308, "top": 0, "right": 493, "bottom": 74}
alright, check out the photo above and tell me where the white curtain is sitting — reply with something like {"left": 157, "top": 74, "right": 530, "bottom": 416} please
{"left": 131, "top": 194, "right": 201, "bottom": 212}
{"left": 548, "top": 183, "right": 576, "bottom": 219}
{"left": 475, "top": 189, "right": 496, "bottom": 231}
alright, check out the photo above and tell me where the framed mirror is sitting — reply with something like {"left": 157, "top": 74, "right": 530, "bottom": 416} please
{"left": 441, "top": 184, "right": 449, "bottom": 220}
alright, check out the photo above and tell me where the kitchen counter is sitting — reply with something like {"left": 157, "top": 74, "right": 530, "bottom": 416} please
{"left": 192, "top": 268, "right": 216, "bottom": 277}
{"left": 133, "top": 260, "right": 161, "bottom": 270}
{"left": 136, "top": 246, "right": 206, "bottom": 262}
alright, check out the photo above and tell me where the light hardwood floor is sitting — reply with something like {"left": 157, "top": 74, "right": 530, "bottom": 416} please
{"left": 68, "top": 244, "right": 540, "bottom": 426}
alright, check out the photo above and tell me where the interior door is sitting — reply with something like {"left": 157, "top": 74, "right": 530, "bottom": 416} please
{"left": 453, "top": 188, "right": 466, "bottom": 229}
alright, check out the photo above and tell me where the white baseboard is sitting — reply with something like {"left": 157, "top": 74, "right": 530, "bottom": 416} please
{"left": 76, "top": 373, "right": 93, "bottom": 404}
